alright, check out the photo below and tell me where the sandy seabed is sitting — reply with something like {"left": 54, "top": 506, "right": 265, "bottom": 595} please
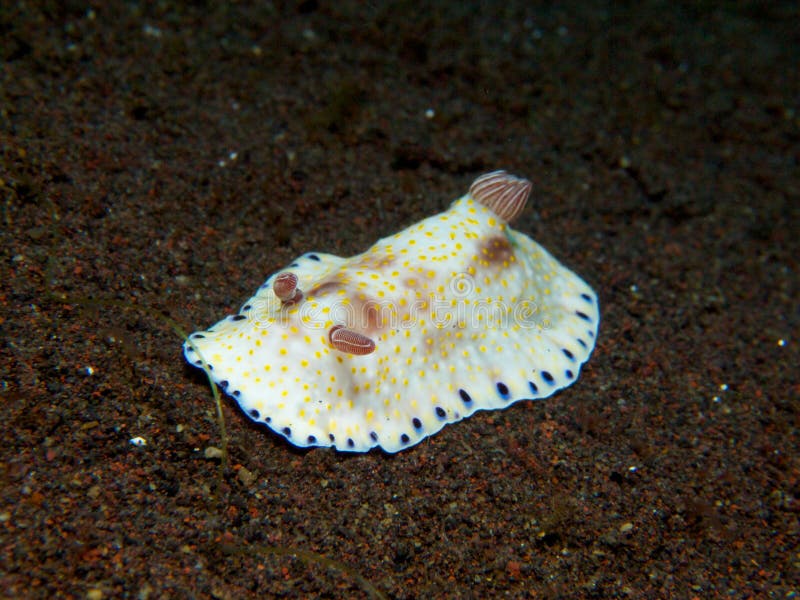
{"left": 2, "top": 2, "right": 798, "bottom": 598}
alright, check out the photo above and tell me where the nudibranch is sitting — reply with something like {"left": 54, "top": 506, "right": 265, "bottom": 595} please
{"left": 184, "top": 171, "right": 599, "bottom": 453}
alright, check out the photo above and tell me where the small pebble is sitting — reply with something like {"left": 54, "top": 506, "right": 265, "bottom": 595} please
{"left": 204, "top": 446, "right": 224, "bottom": 460}
{"left": 619, "top": 522, "right": 634, "bottom": 533}
{"left": 237, "top": 466, "right": 256, "bottom": 486}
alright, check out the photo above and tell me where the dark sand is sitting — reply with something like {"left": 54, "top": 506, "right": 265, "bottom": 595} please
{"left": 2, "top": 2, "right": 798, "bottom": 598}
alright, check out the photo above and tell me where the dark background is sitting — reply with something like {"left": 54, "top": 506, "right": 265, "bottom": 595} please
{"left": 2, "top": 1, "right": 798, "bottom": 597}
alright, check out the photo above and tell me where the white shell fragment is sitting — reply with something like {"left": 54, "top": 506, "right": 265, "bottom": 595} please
{"left": 184, "top": 171, "right": 599, "bottom": 453}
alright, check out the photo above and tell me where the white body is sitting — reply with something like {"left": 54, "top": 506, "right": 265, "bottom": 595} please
{"left": 184, "top": 193, "right": 599, "bottom": 452}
